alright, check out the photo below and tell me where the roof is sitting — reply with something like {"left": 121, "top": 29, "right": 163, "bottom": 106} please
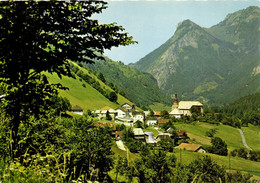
{"left": 156, "top": 133, "right": 172, "bottom": 140}
{"left": 177, "top": 143, "right": 203, "bottom": 152}
{"left": 115, "top": 131, "right": 122, "bottom": 138}
{"left": 154, "top": 112, "right": 162, "bottom": 116}
{"left": 122, "top": 102, "right": 135, "bottom": 106}
{"left": 100, "top": 106, "right": 112, "bottom": 110}
{"left": 158, "top": 119, "right": 170, "bottom": 124}
{"left": 178, "top": 101, "right": 203, "bottom": 110}
{"left": 176, "top": 130, "right": 186, "bottom": 136}
{"left": 0, "top": 94, "right": 6, "bottom": 100}
{"left": 133, "top": 128, "right": 144, "bottom": 136}
{"left": 71, "top": 105, "right": 83, "bottom": 111}
{"left": 169, "top": 108, "right": 182, "bottom": 115}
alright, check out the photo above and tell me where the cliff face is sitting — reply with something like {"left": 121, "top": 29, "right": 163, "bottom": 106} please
{"left": 131, "top": 6, "right": 260, "bottom": 104}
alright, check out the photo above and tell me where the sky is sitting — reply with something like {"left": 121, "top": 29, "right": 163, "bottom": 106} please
{"left": 95, "top": 0, "right": 260, "bottom": 64}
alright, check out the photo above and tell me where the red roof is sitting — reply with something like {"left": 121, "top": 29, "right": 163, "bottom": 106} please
{"left": 176, "top": 130, "right": 186, "bottom": 136}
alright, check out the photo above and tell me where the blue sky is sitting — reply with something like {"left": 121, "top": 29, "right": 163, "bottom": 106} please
{"left": 95, "top": 0, "right": 260, "bottom": 64}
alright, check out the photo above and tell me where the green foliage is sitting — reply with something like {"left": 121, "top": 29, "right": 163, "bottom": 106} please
{"left": 0, "top": 1, "right": 135, "bottom": 160}
{"left": 209, "top": 137, "right": 228, "bottom": 156}
{"left": 187, "top": 156, "right": 226, "bottom": 182}
{"left": 88, "top": 58, "right": 171, "bottom": 107}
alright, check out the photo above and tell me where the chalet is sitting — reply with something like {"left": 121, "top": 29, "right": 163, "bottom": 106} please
{"left": 177, "top": 143, "right": 206, "bottom": 153}
{"left": 115, "top": 131, "right": 123, "bottom": 140}
{"left": 176, "top": 130, "right": 188, "bottom": 139}
{"left": 146, "top": 117, "right": 157, "bottom": 126}
{"left": 121, "top": 102, "right": 135, "bottom": 110}
{"left": 71, "top": 105, "right": 83, "bottom": 115}
{"left": 133, "top": 128, "right": 145, "bottom": 140}
{"left": 154, "top": 111, "right": 163, "bottom": 117}
{"left": 155, "top": 133, "right": 172, "bottom": 142}
{"left": 93, "top": 106, "right": 117, "bottom": 120}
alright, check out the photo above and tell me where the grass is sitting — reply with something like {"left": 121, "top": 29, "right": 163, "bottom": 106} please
{"left": 173, "top": 149, "right": 260, "bottom": 179}
{"left": 174, "top": 122, "right": 245, "bottom": 151}
{"left": 149, "top": 102, "right": 171, "bottom": 112}
{"left": 45, "top": 71, "right": 132, "bottom": 112}
{"left": 242, "top": 124, "right": 260, "bottom": 151}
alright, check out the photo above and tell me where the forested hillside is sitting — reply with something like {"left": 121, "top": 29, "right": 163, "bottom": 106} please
{"left": 86, "top": 57, "right": 171, "bottom": 107}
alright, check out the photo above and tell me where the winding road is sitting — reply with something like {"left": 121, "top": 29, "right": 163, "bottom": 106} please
{"left": 238, "top": 129, "right": 252, "bottom": 151}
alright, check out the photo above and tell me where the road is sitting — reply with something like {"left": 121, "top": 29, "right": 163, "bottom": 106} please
{"left": 238, "top": 129, "right": 252, "bottom": 151}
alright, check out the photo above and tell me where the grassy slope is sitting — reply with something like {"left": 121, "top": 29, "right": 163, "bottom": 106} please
{"left": 45, "top": 64, "right": 133, "bottom": 111}
{"left": 242, "top": 124, "right": 260, "bottom": 151}
{"left": 174, "top": 149, "right": 260, "bottom": 178}
{"left": 174, "top": 122, "right": 243, "bottom": 151}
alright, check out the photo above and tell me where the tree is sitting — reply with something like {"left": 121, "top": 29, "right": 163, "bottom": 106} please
{"left": 97, "top": 72, "right": 106, "bottom": 83}
{"left": 108, "top": 91, "right": 118, "bottom": 103}
{"left": 106, "top": 110, "right": 112, "bottom": 121}
{"left": 187, "top": 156, "right": 226, "bottom": 183}
{"left": 0, "top": 1, "right": 135, "bottom": 158}
{"left": 210, "top": 137, "right": 228, "bottom": 156}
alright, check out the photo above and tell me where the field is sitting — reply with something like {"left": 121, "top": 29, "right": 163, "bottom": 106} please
{"left": 174, "top": 122, "right": 248, "bottom": 151}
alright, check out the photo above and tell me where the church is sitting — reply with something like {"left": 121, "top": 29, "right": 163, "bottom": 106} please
{"left": 169, "top": 94, "right": 203, "bottom": 118}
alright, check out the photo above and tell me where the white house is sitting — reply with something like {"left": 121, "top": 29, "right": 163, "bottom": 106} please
{"left": 146, "top": 118, "right": 157, "bottom": 126}
{"left": 93, "top": 106, "right": 117, "bottom": 120}
{"left": 121, "top": 102, "right": 135, "bottom": 110}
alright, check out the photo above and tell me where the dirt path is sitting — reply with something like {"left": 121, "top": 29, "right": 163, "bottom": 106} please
{"left": 238, "top": 129, "right": 252, "bottom": 151}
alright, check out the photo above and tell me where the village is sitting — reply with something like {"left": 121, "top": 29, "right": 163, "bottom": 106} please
{"left": 70, "top": 94, "right": 206, "bottom": 153}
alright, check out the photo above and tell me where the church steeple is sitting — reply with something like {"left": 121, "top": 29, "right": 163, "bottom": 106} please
{"left": 172, "top": 93, "right": 178, "bottom": 109}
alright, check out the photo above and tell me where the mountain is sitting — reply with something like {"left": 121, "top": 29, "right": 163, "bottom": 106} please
{"left": 86, "top": 57, "right": 171, "bottom": 107}
{"left": 131, "top": 6, "right": 260, "bottom": 105}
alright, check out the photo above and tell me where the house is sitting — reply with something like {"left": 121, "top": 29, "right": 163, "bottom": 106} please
{"left": 121, "top": 102, "right": 135, "bottom": 110}
{"left": 146, "top": 117, "right": 157, "bottom": 126}
{"left": 154, "top": 111, "right": 163, "bottom": 117}
{"left": 132, "top": 111, "right": 145, "bottom": 123}
{"left": 133, "top": 128, "right": 145, "bottom": 140}
{"left": 144, "top": 132, "right": 156, "bottom": 144}
{"left": 155, "top": 133, "right": 172, "bottom": 142}
{"left": 93, "top": 106, "right": 117, "bottom": 120}
{"left": 176, "top": 130, "right": 188, "bottom": 138}
{"left": 71, "top": 105, "right": 83, "bottom": 115}
{"left": 115, "top": 107, "right": 132, "bottom": 121}
{"left": 177, "top": 143, "right": 206, "bottom": 153}
{"left": 115, "top": 131, "right": 123, "bottom": 140}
